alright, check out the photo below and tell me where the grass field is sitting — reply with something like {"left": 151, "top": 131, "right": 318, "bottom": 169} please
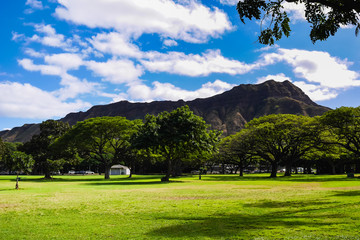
{"left": 0, "top": 174, "right": 360, "bottom": 240}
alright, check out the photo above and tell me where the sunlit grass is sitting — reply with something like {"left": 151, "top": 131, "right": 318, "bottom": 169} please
{"left": 0, "top": 174, "right": 360, "bottom": 239}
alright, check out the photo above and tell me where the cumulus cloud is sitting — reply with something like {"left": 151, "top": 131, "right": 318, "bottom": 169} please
{"left": 86, "top": 59, "right": 144, "bottom": 84}
{"left": 29, "top": 24, "right": 77, "bottom": 52}
{"left": 127, "top": 79, "right": 235, "bottom": 102}
{"left": 18, "top": 54, "right": 98, "bottom": 100}
{"left": 89, "top": 32, "right": 142, "bottom": 58}
{"left": 55, "top": 0, "right": 233, "bottom": 43}
{"left": 141, "top": 49, "right": 258, "bottom": 76}
{"left": 257, "top": 73, "right": 291, "bottom": 84}
{"left": 282, "top": 2, "right": 306, "bottom": 22}
{"left": 256, "top": 48, "right": 360, "bottom": 101}
{"left": 24, "top": 48, "right": 45, "bottom": 58}
{"left": 163, "top": 39, "right": 178, "bottom": 47}
{"left": 44, "top": 53, "right": 83, "bottom": 71}
{"left": 261, "top": 49, "right": 360, "bottom": 89}
{"left": 0, "top": 81, "right": 90, "bottom": 118}
{"left": 54, "top": 74, "right": 98, "bottom": 100}
{"left": 19, "top": 53, "right": 83, "bottom": 75}
{"left": 292, "top": 81, "right": 338, "bottom": 101}
{"left": 19, "top": 58, "right": 63, "bottom": 76}
{"left": 256, "top": 74, "right": 337, "bottom": 101}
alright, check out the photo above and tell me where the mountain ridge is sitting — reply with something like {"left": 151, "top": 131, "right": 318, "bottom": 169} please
{"left": 0, "top": 80, "right": 331, "bottom": 142}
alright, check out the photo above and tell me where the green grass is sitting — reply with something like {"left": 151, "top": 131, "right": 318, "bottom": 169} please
{"left": 1, "top": 174, "right": 360, "bottom": 239}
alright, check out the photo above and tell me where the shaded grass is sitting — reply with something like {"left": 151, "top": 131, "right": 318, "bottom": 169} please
{"left": 0, "top": 174, "right": 360, "bottom": 239}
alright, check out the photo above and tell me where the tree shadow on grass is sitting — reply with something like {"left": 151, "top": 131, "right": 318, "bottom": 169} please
{"left": 201, "top": 175, "right": 360, "bottom": 183}
{"left": 332, "top": 190, "right": 360, "bottom": 197}
{"left": 2, "top": 175, "right": 165, "bottom": 183}
{"left": 146, "top": 206, "right": 346, "bottom": 239}
{"left": 243, "top": 199, "right": 338, "bottom": 209}
{"left": 84, "top": 180, "right": 184, "bottom": 186}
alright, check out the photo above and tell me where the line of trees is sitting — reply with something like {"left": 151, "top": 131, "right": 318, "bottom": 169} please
{"left": 1, "top": 106, "right": 360, "bottom": 185}
{"left": 0, "top": 106, "right": 220, "bottom": 184}
{"left": 217, "top": 106, "right": 360, "bottom": 177}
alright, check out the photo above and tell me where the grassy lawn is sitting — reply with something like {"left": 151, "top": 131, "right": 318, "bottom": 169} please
{"left": 0, "top": 174, "right": 360, "bottom": 239}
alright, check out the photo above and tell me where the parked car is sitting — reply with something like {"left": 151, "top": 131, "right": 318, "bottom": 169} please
{"left": 68, "top": 170, "right": 75, "bottom": 174}
{"left": 85, "top": 171, "right": 95, "bottom": 174}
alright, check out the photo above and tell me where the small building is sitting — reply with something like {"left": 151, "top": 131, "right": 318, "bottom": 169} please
{"left": 110, "top": 165, "right": 130, "bottom": 175}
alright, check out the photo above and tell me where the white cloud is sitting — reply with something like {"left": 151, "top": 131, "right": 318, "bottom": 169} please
{"left": 255, "top": 44, "right": 280, "bottom": 52}
{"left": 257, "top": 73, "right": 291, "bottom": 84}
{"left": 256, "top": 48, "right": 360, "bottom": 101}
{"left": 270, "top": 49, "right": 360, "bottom": 88}
{"left": 89, "top": 32, "right": 142, "bottom": 58}
{"left": 44, "top": 53, "right": 83, "bottom": 71}
{"left": 11, "top": 32, "right": 26, "bottom": 42}
{"left": 127, "top": 79, "right": 235, "bottom": 102}
{"left": 141, "top": 49, "right": 258, "bottom": 76}
{"left": 163, "top": 39, "right": 178, "bottom": 47}
{"left": 282, "top": 2, "right": 306, "bottom": 22}
{"left": 219, "top": 0, "right": 239, "bottom": 6}
{"left": 292, "top": 81, "right": 338, "bottom": 101}
{"left": 19, "top": 53, "right": 83, "bottom": 75}
{"left": 86, "top": 59, "right": 144, "bottom": 84}
{"left": 256, "top": 74, "right": 338, "bottom": 101}
{"left": 55, "top": 0, "right": 233, "bottom": 43}
{"left": 19, "top": 58, "right": 63, "bottom": 76}
{"left": 0, "top": 81, "right": 90, "bottom": 118}
{"left": 26, "top": 0, "right": 44, "bottom": 10}
{"left": 54, "top": 74, "right": 98, "bottom": 100}
{"left": 18, "top": 54, "right": 98, "bottom": 100}
{"left": 24, "top": 48, "right": 45, "bottom": 58}
{"left": 29, "top": 24, "right": 77, "bottom": 52}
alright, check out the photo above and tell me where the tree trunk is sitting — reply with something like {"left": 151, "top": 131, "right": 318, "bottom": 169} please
{"left": 355, "top": 163, "right": 360, "bottom": 173}
{"left": 331, "top": 163, "right": 336, "bottom": 175}
{"left": 162, "top": 158, "right": 172, "bottom": 182}
{"left": 239, "top": 163, "right": 244, "bottom": 177}
{"left": 270, "top": 162, "right": 278, "bottom": 178}
{"left": 15, "top": 173, "right": 19, "bottom": 190}
{"left": 105, "top": 166, "right": 110, "bottom": 179}
{"left": 128, "top": 161, "right": 134, "bottom": 178}
{"left": 44, "top": 171, "right": 51, "bottom": 179}
{"left": 284, "top": 163, "right": 292, "bottom": 176}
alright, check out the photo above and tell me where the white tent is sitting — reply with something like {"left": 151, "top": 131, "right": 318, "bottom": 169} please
{"left": 110, "top": 165, "right": 130, "bottom": 175}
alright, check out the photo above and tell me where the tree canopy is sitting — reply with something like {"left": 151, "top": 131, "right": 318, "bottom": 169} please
{"left": 218, "top": 130, "right": 255, "bottom": 176}
{"left": 55, "top": 116, "right": 142, "bottom": 179}
{"left": 134, "top": 106, "right": 221, "bottom": 181}
{"left": 20, "top": 120, "right": 70, "bottom": 179}
{"left": 237, "top": 0, "right": 360, "bottom": 44}
{"left": 244, "top": 114, "right": 317, "bottom": 177}
{"left": 320, "top": 107, "right": 360, "bottom": 158}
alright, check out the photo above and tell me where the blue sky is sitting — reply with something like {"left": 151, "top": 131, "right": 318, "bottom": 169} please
{"left": 1, "top": 0, "right": 360, "bottom": 131}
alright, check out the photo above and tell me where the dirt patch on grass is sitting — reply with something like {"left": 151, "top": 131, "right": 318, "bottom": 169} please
{"left": 0, "top": 203, "right": 19, "bottom": 210}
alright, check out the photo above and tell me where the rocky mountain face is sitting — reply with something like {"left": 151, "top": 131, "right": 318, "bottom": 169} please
{"left": 0, "top": 80, "right": 331, "bottom": 142}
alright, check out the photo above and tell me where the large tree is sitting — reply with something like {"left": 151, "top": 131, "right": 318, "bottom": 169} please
{"left": 7, "top": 151, "right": 34, "bottom": 189}
{"left": 245, "top": 114, "right": 318, "bottom": 177}
{"left": 219, "top": 130, "right": 255, "bottom": 177}
{"left": 20, "top": 120, "right": 70, "bottom": 179}
{"left": 320, "top": 107, "right": 360, "bottom": 172}
{"left": 0, "top": 138, "right": 5, "bottom": 163}
{"left": 55, "top": 116, "right": 141, "bottom": 179}
{"left": 237, "top": 0, "right": 360, "bottom": 44}
{"left": 134, "top": 106, "right": 221, "bottom": 181}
